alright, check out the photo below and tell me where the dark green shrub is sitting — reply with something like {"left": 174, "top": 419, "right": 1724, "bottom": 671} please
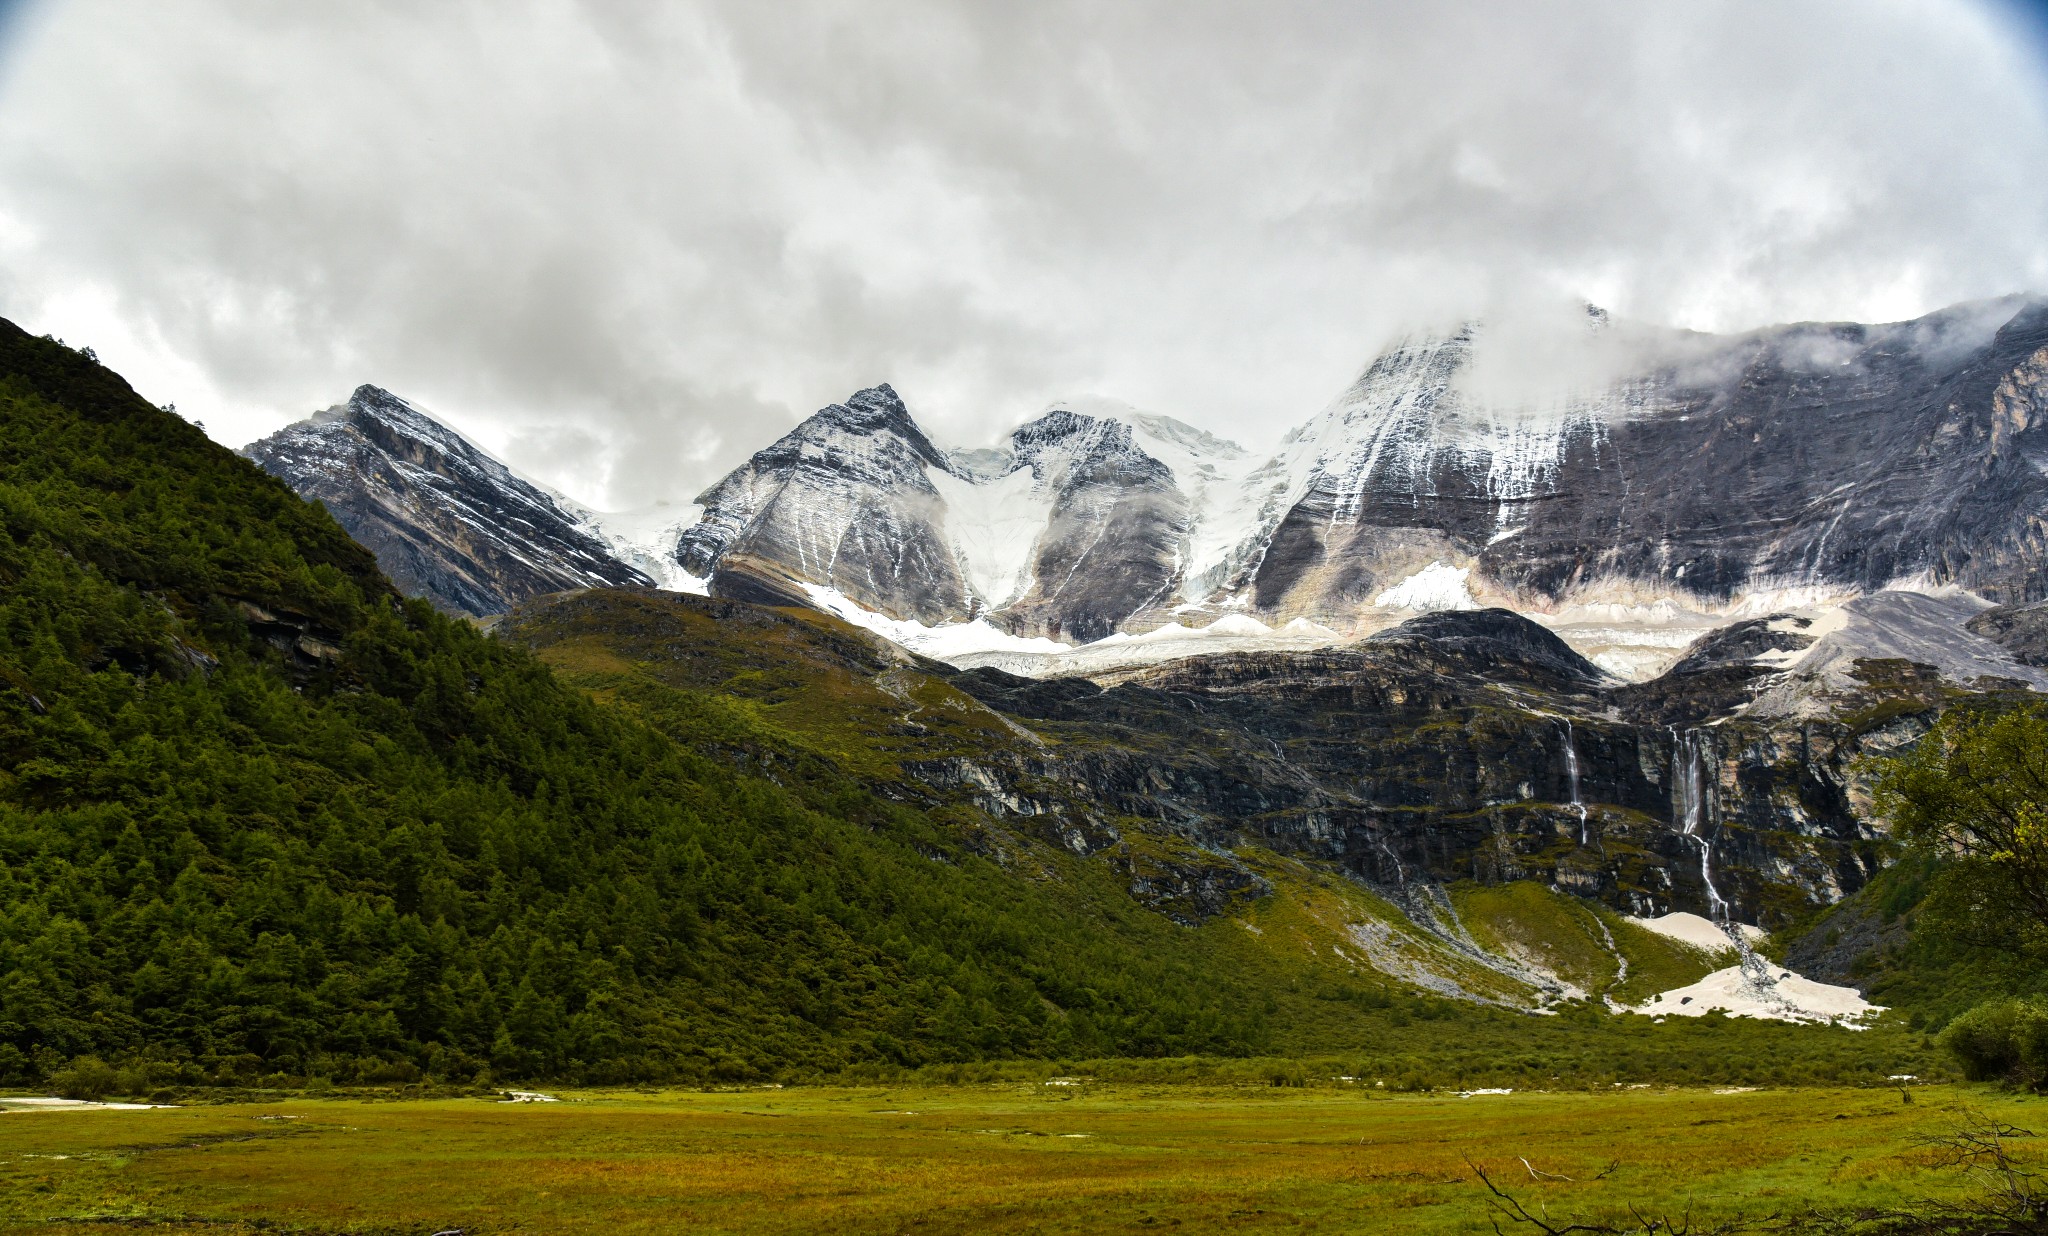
{"left": 1939, "top": 997, "right": 2048, "bottom": 1085}
{"left": 48, "top": 1055, "right": 122, "bottom": 1100}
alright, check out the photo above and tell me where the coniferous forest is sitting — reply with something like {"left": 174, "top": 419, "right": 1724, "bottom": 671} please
{"left": 0, "top": 322, "right": 1280, "bottom": 1087}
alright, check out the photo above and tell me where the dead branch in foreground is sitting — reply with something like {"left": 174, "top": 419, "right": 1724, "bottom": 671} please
{"left": 1466, "top": 1108, "right": 2048, "bottom": 1236}
{"left": 1468, "top": 1157, "right": 1735, "bottom": 1235}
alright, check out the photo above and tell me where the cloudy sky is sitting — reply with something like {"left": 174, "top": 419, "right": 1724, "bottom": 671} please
{"left": 0, "top": 1, "right": 2045, "bottom": 509}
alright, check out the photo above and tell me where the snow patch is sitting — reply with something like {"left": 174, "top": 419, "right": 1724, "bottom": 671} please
{"left": 718, "top": 528, "right": 1357, "bottom": 675}
{"left": 1373, "top": 561, "right": 1478, "bottom": 612}
{"left": 1632, "top": 966, "right": 1880, "bottom": 1026}
{"left": 928, "top": 465, "right": 1051, "bottom": 608}
{"left": 577, "top": 502, "right": 709, "bottom": 594}
{"left": 1204, "top": 613, "right": 1274, "bottom": 637}
{"left": 1626, "top": 912, "right": 1763, "bottom": 952}
{"left": 799, "top": 584, "right": 1070, "bottom": 659}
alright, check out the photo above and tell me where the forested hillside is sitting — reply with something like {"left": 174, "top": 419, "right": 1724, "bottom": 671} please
{"left": 0, "top": 323, "right": 1282, "bottom": 1086}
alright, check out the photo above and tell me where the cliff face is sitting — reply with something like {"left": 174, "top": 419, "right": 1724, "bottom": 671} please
{"left": 501, "top": 587, "right": 2023, "bottom": 932}
{"left": 244, "top": 385, "right": 649, "bottom": 616}
{"left": 978, "top": 410, "right": 1192, "bottom": 642}
{"left": 1967, "top": 598, "right": 2048, "bottom": 665}
{"left": 943, "top": 607, "right": 1922, "bottom": 928}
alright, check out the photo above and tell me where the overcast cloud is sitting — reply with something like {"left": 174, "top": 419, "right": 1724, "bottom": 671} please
{"left": 0, "top": 1, "right": 2044, "bottom": 507}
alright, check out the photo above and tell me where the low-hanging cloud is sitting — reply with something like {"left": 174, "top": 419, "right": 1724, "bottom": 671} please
{"left": 0, "top": 0, "right": 2043, "bottom": 507}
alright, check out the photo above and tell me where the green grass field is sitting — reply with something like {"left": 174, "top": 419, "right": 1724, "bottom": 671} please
{"left": 0, "top": 1083, "right": 2033, "bottom": 1234}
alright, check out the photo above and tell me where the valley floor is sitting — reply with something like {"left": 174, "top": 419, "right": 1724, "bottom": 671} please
{"left": 0, "top": 1083, "right": 2030, "bottom": 1233}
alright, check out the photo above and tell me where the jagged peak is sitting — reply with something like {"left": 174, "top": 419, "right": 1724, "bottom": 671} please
{"left": 705, "top": 382, "right": 955, "bottom": 499}
{"left": 1008, "top": 409, "right": 1144, "bottom": 480}
{"left": 1011, "top": 406, "right": 1133, "bottom": 450}
{"left": 340, "top": 383, "right": 447, "bottom": 434}
{"left": 811, "top": 382, "right": 916, "bottom": 432}
{"left": 245, "top": 385, "right": 566, "bottom": 511}
{"left": 1001, "top": 408, "right": 1175, "bottom": 501}
{"left": 291, "top": 383, "right": 454, "bottom": 443}
{"left": 1034, "top": 395, "right": 1248, "bottom": 460}
{"left": 765, "top": 383, "right": 951, "bottom": 462}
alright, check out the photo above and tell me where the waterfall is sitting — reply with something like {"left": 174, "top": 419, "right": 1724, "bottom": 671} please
{"left": 1590, "top": 912, "right": 1630, "bottom": 1010}
{"left": 1670, "top": 726, "right": 1729, "bottom": 922}
{"left": 1561, "top": 719, "right": 1588, "bottom": 846}
{"left": 1670, "top": 726, "right": 1781, "bottom": 993}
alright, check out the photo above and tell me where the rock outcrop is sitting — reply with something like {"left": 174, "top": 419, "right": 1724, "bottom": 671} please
{"left": 1967, "top": 598, "right": 2048, "bottom": 666}
{"left": 942, "top": 603, "right": 2019, "bottom": 927}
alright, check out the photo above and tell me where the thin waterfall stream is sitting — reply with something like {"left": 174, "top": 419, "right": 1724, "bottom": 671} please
{"left": 1561, "top": 719, "right": 1589, "bottom": 846}
{"left": 1670, "top": 726, "right": 1786, "bottom": 1000}
{"left": 1670, "top": 726, "right": 1728, "bottom": 921}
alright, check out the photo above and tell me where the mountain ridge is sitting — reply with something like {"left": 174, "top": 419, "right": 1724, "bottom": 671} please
{"left": 242, "top": 295, "right": 2048, "bottom": 691}
{"left": 244, "top": 384, "right": 652, "bottom": 617}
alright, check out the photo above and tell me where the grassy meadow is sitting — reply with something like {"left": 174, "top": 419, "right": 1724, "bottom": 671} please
{"left": 1, "top": 1082, "right": 2035, "bottom": 1234}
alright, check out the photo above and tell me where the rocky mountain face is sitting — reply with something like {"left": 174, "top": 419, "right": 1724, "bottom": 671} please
{"left": 244, "top": 385, "right": 650, "bottom": 617}
{"left": 501, "top": 586, "right": 2022, "bottom": 943}
{"left": 1967, "top": 597, "right": 2048, "bottom": 665}
{"left": 249, "top": 296, "right": 2048, "bottom": 664}
{"left": 943, "top": 607, "right": 1902, "bottom": 928}
{"left": 1243, "top": 297, "right": 2048, "bottom": 621}
{"left": 675, "top": 386, "right": 1227, "bottom": 640}
{"left": 962, "top": 409, "right": 1191, "bottom": 641}
{"left": 673, "top": 384, "right": 972, "bottom": 622}
{"left": 662, "top": 296, "right": 2048, "bottom": 658}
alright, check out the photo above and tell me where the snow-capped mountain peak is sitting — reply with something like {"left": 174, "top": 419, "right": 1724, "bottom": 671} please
{"left": 251, "top": 297, "right": 2048, "bottom": 686}
{"left": 245, "top": 385, "right": 653, "bottom": 616}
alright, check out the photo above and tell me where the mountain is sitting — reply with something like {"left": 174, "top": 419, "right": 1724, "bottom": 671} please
{"left": 3, "top": 322, "right": 1923, "bottom": 1091}
{"left": 673, "top": 386, "right": 1250, "bottom": 640}
{"left": 1241, "top": 297, "right": 2048, "bottom": 625}
{"left": 604, "top": 296, "right": 2032, "bottom": 679}
{"left": 244, "top": 384, "right": 652, "bottom": 617}
{"left": 248, "top": 297, "right": 2048, "bottom": 680}
{"left": 673, "top": 383, "right": 974, "bottom": 621}
{"left": 217, "top": 307, "right": 2046, "bottom": 952}
{"left": 6, "top": 324, "right": 2006, "bottom": 1094}
{"left": 952, "top": 405, "right": 1194, "bottom": 641}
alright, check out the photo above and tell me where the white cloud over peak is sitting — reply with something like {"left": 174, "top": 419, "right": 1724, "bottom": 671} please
{"left": 0, "top": 1, "right": 2042, "bottom": 507}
